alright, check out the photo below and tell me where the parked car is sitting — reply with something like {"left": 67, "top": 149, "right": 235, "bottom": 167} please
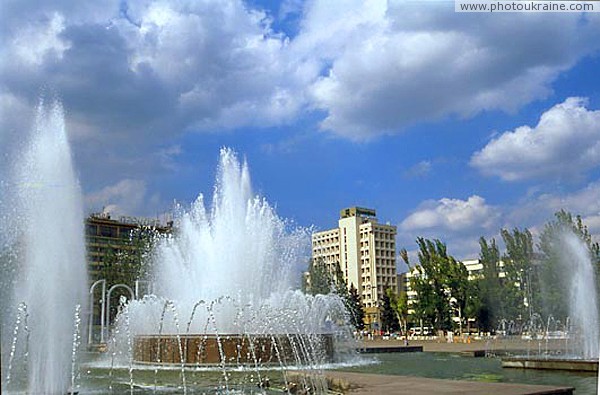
{"left": 409, "top": 327, "right": 432, "bottom": 336}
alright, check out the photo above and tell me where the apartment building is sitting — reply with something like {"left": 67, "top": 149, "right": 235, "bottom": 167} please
{"left": 312, "top": 207, "right": 397, "bottom": 329}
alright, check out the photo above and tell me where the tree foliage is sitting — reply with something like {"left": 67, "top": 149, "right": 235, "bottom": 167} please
{"left": 395, "top": 210, "right": 600, "bottom": 335}
{"left": 345, "top": 284, "right": 365, "bottom": 331}
{"left": 500, "top": 228, "right": 536, "bottom": 323}
{"left": 303, "top": 257, "right": 334, "bottom": 295}
{"left": 303, "top": 258, "right": 366, "bottom": 331}
{"left": 406, "top": 238, "right": 469, "bottom": 332}
{"left": 472, "top": 236, "right": 522, "bottom": 332}
{"left": 472, "top": 237, "right": 501, "bottom": 331}
{"left": 387, "top": 289, "right": 409, "bottom": 335}
{"left": 537, "top": 210, "right": 600, "bottom": 321}
{"left": 100, "top": 226, "right": 158, "bottom": 289}
{"left": 380, "top": 290, "right": 400, "bottom": 333}
{"left": 100, "top": 226, "right": 160, "bottom": 322}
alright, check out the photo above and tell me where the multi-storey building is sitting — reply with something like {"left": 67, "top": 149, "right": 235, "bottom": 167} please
{"left": 312, "top": 207, "right": 397, "bottom": 329}
{"left": 85, "top": 212, "right": 172, "bottom": 285}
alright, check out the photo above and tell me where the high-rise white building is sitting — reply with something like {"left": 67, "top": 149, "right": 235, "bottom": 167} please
{"left": 311, "top": 207, "right": 397, "bottom": 328}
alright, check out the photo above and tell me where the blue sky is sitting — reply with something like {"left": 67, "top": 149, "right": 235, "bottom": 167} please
{"left": 2, "top": 0, "right": 600, "bottom": 264}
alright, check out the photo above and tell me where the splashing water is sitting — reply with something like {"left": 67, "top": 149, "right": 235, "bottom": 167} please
{"left": 156, "top": 148, "right": 303, "bottom": 309}
{"left": 557, "top": 231, "right": 599, "bottom": 360}
{"left": 2, "top": 100, "right": 88, "bottom": 394}
{"left": 118, "top": 148, "right": 351, "bottom": 368}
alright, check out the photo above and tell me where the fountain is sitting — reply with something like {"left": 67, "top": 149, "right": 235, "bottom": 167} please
{"left": 501, "top": 230, "right": 600, "bottom": 372}
{"left": 105, "top": 148, "right": 351, "bottom": 392}
{"left": 559, "top": 231, "right": 599, "bottom": 359}
{"left": 0, "top": 100, "right": 88, "bottom": 394}
{"left": 0, "top": 102, "right": 353, "bottom": 393}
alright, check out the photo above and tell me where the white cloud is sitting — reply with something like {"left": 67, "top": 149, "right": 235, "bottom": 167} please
{"left": 582, "top": 214, "right": 600, "bottom": 238}
{"left": 10, "top": 13, "right": 70, "bottom": 67}
{"left": 471, "top": 97, "right": 600, "bottom": 181}
{"left": 119, "top": 0, "right": 315, "bottom": 130}
{"left": 2, "top": 1, "right": 599, "bottom": 146}
{"left": 398, "top": 183, "right": 600, "bottom": 261}
{"left": 0, "top": 0, "right": 317, "bottom": 198}
{"left": 401, "top": 195, "right": 499, "bottom": 232}
{"left": 304, "top": 2, "right": 600, "bottom": 139}
{"left": 2, "top": 0, "right": 600, "bottom": 220}
{"left": 508, "top": 181, "right": 600, "bottom": 224}
{"left": 156, "top": 145, "right": 182, "bottom": 171}
{"left": 403, "top": 160, "right": 432, "bottom": 179}
{"left": 398, "top": 195, "right": 499, "bottom": 259}
{"left": 1, "top": 0, "right": 311, "bottom": 146}
{"left": 85, "top": 179, "right": 148, "bottom": 216}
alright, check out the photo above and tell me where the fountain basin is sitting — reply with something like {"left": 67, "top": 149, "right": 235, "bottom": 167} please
{"left": 502, "top": 356, "right": 598, "bottom": 372}
{"left": 133, "top": 334, "right": 334, "bottom": 366}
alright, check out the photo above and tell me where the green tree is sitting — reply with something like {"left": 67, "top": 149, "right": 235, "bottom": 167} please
{"left": 303, "top": 257, "right": 334, "bottom": 295}
{"left": 464, "top": 279, "right": 483, "bottom": 333}
{"left": 99, "top": 226, "right": 159, "bottom": 288}
{"left": 445, "top": 255, "right": 470, "bottom": 335}
{"left": 303, "top": 259, "right": 366, "bottom": 330}
{"left": 345, "top": 284, "right": 365, "bottom": 331}
{"left": 537, "top": 210, "right": 600, "bottom": 321}
{"left": 388, "top": 289, "right": 409, "bottom": 336}
{"left": 501, "top": 228, "right": 536, "bottom": 322}
{"left": 404, "top": 238, "right": 467, "bottom": 332}
{"left": 410, "top": 270, "right": 437, "bottom": 330}
{"left": 333, "top": 260, "right": 349, "bottom": 298}
{"left": 98, "top": 226, "right": 160, "bottom": 323}
{"left": 380, "top": 290, "right": 400, "bottom": 333}
{"left": 474, "top": 237, "right": 504, "bottom": 332}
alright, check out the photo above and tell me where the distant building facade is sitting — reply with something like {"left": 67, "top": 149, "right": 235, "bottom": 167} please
{"left": 311, "top": 207, "right": 397, "bottom": 329}
{"left": 85, "top": 212, "right": 171, "bottom": 285}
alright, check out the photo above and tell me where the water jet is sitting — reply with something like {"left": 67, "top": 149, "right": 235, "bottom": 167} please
{"left": 1, "top": 100, "right": 88, "bottom": 394}
{"left": 500, "top": 230, "right": 599, "bottom": 372}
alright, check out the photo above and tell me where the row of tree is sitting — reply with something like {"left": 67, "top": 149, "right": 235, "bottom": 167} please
{"left": 401, "top": 210, "right": 600, "bottom": 334}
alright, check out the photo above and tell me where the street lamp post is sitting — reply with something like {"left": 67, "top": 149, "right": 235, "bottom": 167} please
{"left": 134, "top": 279, "right": 152, "bottom": 299}
{"left": 88, "top": 279, "right": 106, "bottom": 345}
{"left": 105, "top": 284, "right": 135, "bottom": 341}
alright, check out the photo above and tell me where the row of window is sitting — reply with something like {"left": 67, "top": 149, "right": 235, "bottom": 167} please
{"left": 87, "top": 236, "right": 132, "bottom": 245}
{"left": 376, "top": 267, "right": 395, "bottom": 275}
{"left": 312, "top": 237, "right": 340, "bottom": 246}
{"left": 87, "top": 246, "right": 132, "bottom": 254}
{"left": 86, "top": 224, "right": 134, "bottom": 239}
{"left": 361, "top": 274, "right": 396, "bottom": 287}
{"left": 315, "top": 256, "right": 340, "bottom": 264}
{"left": 375, "top": 258, "right": 395, "bottom": 267}
{"left": 313, "top": 246, "right": 340, "bottom": 254}
{"left": 374, "top": 241, "right": 395, "bottom": 249}
{"left": 376, "top": 275, "right": 395, "bottom": 285}
{"left": 375, "top": 250, "right": 395, "bottom": 258}
{"left": 373, "top": 229, "right": 395, "bottom": 239}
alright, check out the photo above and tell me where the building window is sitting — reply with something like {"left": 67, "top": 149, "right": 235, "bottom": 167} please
{"left": 100, "top": 226, "right": 117, "bottom": 238}
{"left": 86, "top": 224, "right": 98, "bottom": 236}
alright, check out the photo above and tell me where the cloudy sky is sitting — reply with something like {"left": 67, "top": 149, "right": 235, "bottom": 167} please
{"left": 2, "top": 0, "right": 600, "bottom": 265}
